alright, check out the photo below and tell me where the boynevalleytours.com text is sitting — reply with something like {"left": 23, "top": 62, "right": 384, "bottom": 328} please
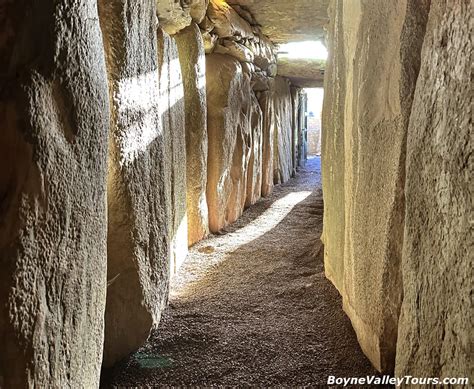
{"left": 327, "top": 375, "right": 469, "bottom": 386}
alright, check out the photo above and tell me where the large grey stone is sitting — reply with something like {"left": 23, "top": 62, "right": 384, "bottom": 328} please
{"left": 214, "top": 40, "right": 255, "bottom": 63}
{"left": 252, "top": 34, "right": 276, "bottom": 72}
{"left": 158, "top": 29, "right": 189, "bottom": 275}
{"left": 277, "top": 58, "right": 325, "bottom": 88}
{"left": 272, "top": 76, "right": 293, "bottom": 185}
{"left": 258, "top": 86, "right": 275, "bottom": 197}
{"left": 290, "top": 86, "right": 299, "bottom": 176}
{"left": 206, "top": 54, "right": 255, "bottom": 232}
{"left": 207, "top": 0, "right": 254, "bottom": 39}
{"left": 297, "top": 92, "right": 308, "bottom": 168}
{"left": 228, "top": 0, "right": 329, "bottom": 43}
{"left": 0, "top": 1, "right": 109, "bottom": 386}
{"left": 190, "top": 0, "right": 209, "bottom": 24}
{"left": 321, "top": 0, "right": 346, "bottom": 295}
{"left": 176, "top": 24, "right": 210, "bottom": 247}
{"left": 156, "top": 0, "right": 192, "bottom": 35}
{"left": 99, "top": 0, "right": 170, "bottom": 367}
{"left": 322, "top": 0, "right": 429, "bottom": 373}
{"left": 396, "top": 1, "right": 473, "bottom": 381}
{"left": 245, "top": 92, "right": 264, "bottom": 207}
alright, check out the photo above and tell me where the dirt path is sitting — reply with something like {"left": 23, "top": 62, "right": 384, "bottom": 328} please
{"left": 102, "top": 157, "right": 378, "bottom": 387}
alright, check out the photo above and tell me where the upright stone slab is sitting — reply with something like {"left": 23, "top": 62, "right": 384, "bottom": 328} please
{"left": 321, "top": 0, "right": 346, "bottom": 294}
{"left": 99, "top": 0, "right": 170, "bottom": 367}
{"left": 273, "top": 76, "right": 293, "bottom": 185}
{"left": 339, "top": 0, "right": 429, "bottom": 372}
{"left": 258, "top": 86, "right": 276, "bottom": 197}
{"left": 290, "top": 86, "right": 299, "bottom": 175}
{"left": 297, "top": 91, "right": 308, "bottom": 168}
{"left": 206, "top": 53, "right": 253, "bottom": 232}
{"left": 396, "top": 1, "right": 472, "bottom": 380}
{"left": 245, "top": 92, "right": 264, "bottom": 207}
{"left": 0, "top": 1, "right": 109, "bottom": 386}
{"left": 175, "top": 24, "right": 210, "bottom": 247}
{"left": 157, "top": 29, "right": 189, "bottom": 276}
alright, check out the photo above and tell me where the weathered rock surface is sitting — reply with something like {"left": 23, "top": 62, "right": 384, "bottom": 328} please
{"left": 214, "top": 40, "right": 255, "bottom": 63}
{"left": 277, "top": 58, "right": 325, "bottom": 88}
{"left": 206, "top": 53, "right": 259, "bottom": 232}
{"left": 156, "top": 0, "right": 192, "bottom": 35}
{"left": 297, "top": 92, "right": 308, "bottom": 168}
{"left": 321, "top": 0, "right": 346, "bottom": 295}
{"left": 252, "top": 34, "right": 276, "bottom": 72}
{"left": 228, "top": 0, "right": 330, "bottom": 43}
{"left": 272, "top": 76, "right": 293, "bottom": 185}
{"left": 207, "top": 0, "right": 254, "bottom": 39}
{"left": 176, "top": 24, "right": 210, "bottom": 247}
{"left": 258, "top": 87, "right": 275, "bottom": 197}
{"left": 190, "top": 0, "right": 209, "bottom": 24}
{"left": 290, "top": 87, "right": 299, "bottom": 175}
{"left": 322, "top": 0, "right": 430, "bottom": 373}
{"left": 251, "top": 72, "right": 270, "bottom": 92}
{"left": 245, "top": 93, "right": 263, "bottom": 207}
{"left": 158, "top": 29, "right": 189, "bottom": 275}
{"left": 396, "top": 1, "right": 473, "bottom": 380}
{"left": 99, "top": 0, "right": 169, "bottom": 367}
{"left": 201, "top": 31, "right": 218, "bottom": 53}
{"left": 199, "top": 15, "right": 215, "bottom": 32}
{"left": 231, "top": 4, "right": 257, "bottom": 25}
{"left": 0, "top": 1, "right": 109, "bottom": 387}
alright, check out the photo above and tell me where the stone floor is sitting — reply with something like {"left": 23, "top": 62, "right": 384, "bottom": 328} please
{"left": 101, "top": 157, "right": 379, "bottom": 387}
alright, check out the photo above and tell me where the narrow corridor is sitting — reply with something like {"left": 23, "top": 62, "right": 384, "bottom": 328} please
{"left": 102, "top": 157, "right": 378, "bottom": 386}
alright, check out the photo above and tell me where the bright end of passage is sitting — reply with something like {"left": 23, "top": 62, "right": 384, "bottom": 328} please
{"left": 278, "top": 41, "right": 328, "bottom": 60}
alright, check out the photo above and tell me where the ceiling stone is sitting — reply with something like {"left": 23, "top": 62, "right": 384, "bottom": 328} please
{"left": 277, "top": 58, "right": 325, "bottom": 88}
{"left": 228, "top": 0, "right": 330, "bottom": 44}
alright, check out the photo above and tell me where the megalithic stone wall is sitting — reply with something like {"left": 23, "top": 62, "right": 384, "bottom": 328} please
{"left": 99, "top": 0, "right": 170, "bottom": 368}
{"left": 0, "top": 0, "right": 320, "bottom": 385}
{"left": 0, "top": 1, "right": 109, "bottom": 387}
{"left": 396, "top": 1, "right": 473, "bottom": 380}
{"left": 321, "top": 0, "right": 347, "bottom": 297}
{"left": 175, "top": 23, "right": 210, "bottom": 247}
{"left": 322, "top": 0, "right": 430, "bottom": 373}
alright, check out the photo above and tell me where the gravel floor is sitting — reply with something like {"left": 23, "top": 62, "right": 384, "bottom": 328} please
{"left": 101, "top": 157, "right": 380, "bottom": 387}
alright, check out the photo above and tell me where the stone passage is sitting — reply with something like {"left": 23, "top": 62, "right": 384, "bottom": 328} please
{"left": 102, "top": 157, "right": 379, "bottom": 386}
{"left": 1, "top": 0, "right": 471, "bottom": 386}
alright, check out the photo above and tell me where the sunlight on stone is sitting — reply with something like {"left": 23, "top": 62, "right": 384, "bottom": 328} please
{"left": 278, "top": 41, "right": 328, "bottom": 60}
{"left": 119, "top": 57, "right": 185, "bottom": 166}
{"left": 159, "top": 57, "right": 185, "bottom": 118}
{"left": 117, "top": 71, "right": 161, "bottom": 166}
